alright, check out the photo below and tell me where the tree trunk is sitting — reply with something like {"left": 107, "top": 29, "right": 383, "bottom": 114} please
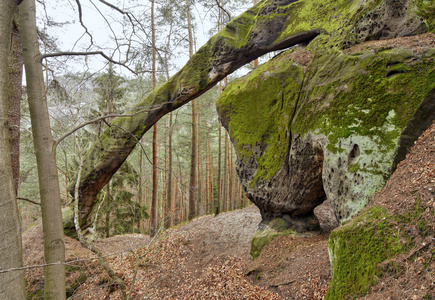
{"left": 166, "top": 112, "right": 173, "bottom": 228}
{"left": 150, "top": 0, "right": 158, "bottom": 236}
{"left": 197, "top": 107, "right": 202, "bottom": 215}
{"left": 19, "top": 0, "right": 66, "bottom": 298}
{"left": 186, "top": 0, "right": 197, "bottom": 221}
{"left": 0, "top": 1, "right": 26, "bottom": 298}
{"left": 223, "top": 129, "right": 228, "bottom": 212}
{"left": 253, "top": 0, "right": 259, "bottom": 68}
{"left": 8, "top": 15, "right": 23, "bottom": 194}
{"left": 217, "top": 96, "right": 222, "bottom": 215}
{"left": 105, "top": 184, "right": 111, "bottom": 238}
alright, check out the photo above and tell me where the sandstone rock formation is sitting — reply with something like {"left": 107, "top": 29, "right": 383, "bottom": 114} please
{"left": 216, "top": 0, "right": 434, "bottom": 256}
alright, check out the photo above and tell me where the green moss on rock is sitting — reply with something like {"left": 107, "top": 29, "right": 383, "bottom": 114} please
{"left": 326, "top": 206, "right": 406, "bottom": 299}
{"left": 250, "top": 218, "right": 298, "bottom": 260}
{"left": 417, "top": 0, "right": 435, "bottom": 31}
{"left": 217, "top": 50, "right": 304, "bottom": 184}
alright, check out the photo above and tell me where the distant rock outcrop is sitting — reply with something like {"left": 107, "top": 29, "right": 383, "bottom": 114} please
{"left": 217, "top": 0, "right": 435, "bottom": 253}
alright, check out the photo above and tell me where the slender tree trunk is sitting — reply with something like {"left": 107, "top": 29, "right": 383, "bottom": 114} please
{"left": 0, "top": 1, "right": 26, "bottom": 298}
{"left": 166, "top": 112, "right": 173, "bottom": 228}
{"left": 217, "top": 87, "right": 222, "bottom": 215}
{"left": 209, "top": 138, "right": 216, "bottom": 214}
{"left": 105, "top": 184, "right": 111, "bottom": 238}
{"left": 150, "top": 0, "right": 158, "bottom": 236}
{"left": 197, "top": 108, "right": 202, "bottom": 215}
{"left": 223, "top": 129, "right": 228, "bottom": 212}
{"left": 19, "top": 0, "right": 66, "bottom": 298}
{"left": 138, "top": 141, "right": 143, "bottom": 231}
{"left": 253, "top": 0, "right": 259, "bottom": 69}
{"left": 186, "top": 0, "right": 197, "bottom": 220}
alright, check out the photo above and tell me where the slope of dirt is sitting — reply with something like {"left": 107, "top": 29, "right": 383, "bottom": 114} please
{"left": 23, "top": 201, "right": 337, "bottom": 299}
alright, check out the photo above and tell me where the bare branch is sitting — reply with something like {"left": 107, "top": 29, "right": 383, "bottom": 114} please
{"left": 97, "top": 0, "right": 135, "bottom": 29}
{"left": 17, "top": 197, "right": 41, "bottom": 206}
{"left": 40, "top": 51, "right": 141, "bottom": 75}
{"left": 215, "top": 0, "right": 231, "bottom": 21}
{"left": 74, "top": 0, "right": 94, "bottom": 46}
{"left": 54, "top": 110, "right": 152, "bottom": 149}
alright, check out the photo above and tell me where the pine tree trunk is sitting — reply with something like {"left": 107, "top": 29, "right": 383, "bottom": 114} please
{"left": 253, "top": 0, "right": 259, "bottom": 68}
{"left": 150, "top": 0, "right": 158, "bottom": 236}
{"left": 217, "top": 110, "right": 222, "bottom": 215}
{"left": 167, "top": 112, "right": 173, "bottom": 227}
{"left": 138, "top": 141, "right": 143, "bottom": 231}
{"left": 197, "top": 108, "right": 202, "bottom": 215}
{"left": 0, "top": 1, "right": 26, "bottom": 298}
{"left": 105, "top": 184, "right": 111, "bottom": 238}
{"left": 19, "top": 0, "right": 66, "bottom": 298}
{"left": 187, "top": 0, "right": 197, "bottom": 221}
{"left": 223, "top": 129, "right": 228, "bottom": 212}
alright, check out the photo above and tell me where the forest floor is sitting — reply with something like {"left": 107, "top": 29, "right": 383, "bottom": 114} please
{"left": 23, "top": 197, "right": 338, "bottom": 299}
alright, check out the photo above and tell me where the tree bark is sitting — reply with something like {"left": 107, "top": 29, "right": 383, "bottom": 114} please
{"left": 166, "top": 112, "right": 173, "bottom": 228}
{"left": 217, "top": 97, "right": 222, "bottom": 215}
{"left": 187, "top": 0, "right": 197, "bottom": 221}
{"left": 70, "top": 0, "right": 320, "bottom": 227}
{"left": 253, "top": 0, "right": 259, "bottom": 69}
{"left": 150, "top": 0, "right": 158, "bottom": 236}
{"left": 19, "top": 0, "right": 66, "bottom": 298}
{"left": 223, "top": 129, "right": 228, "bottom": 211}
{"left": 8, "top": 15, "right": 23, "bottom": 194}
{"left": 0, "top": 1, "right": 26, "bottom": 299}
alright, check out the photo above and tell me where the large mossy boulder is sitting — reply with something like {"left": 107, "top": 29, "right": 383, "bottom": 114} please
{"left": 218, "top": 41, "right": 435, "bottom": 225}
{"left": 216, "top": 0, "right": 435, "bottom": 255}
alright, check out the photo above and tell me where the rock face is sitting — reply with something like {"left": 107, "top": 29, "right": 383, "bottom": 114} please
{"left": 217, "top": 0, "right": 435, "bottom": 237}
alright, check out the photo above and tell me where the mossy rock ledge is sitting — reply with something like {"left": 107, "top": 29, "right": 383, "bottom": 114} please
{"left": 216, "top": 0, "right": 435, "bottom": 258}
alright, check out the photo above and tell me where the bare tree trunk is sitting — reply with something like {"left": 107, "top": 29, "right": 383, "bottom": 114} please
{"left": 8, "top": 15, "right": 22, "bottom": 194}
{"left": 166, "top": 112, "right": 173, "bottom": 228}
{"left": 223, "top": 129, "right": 228, "bottom": 212}
{"left": 217, "top": 95, "right": 222, "bottom": 215}
{"left": 197, "top": 108, "right": 202, "bottom": 215}
{"left": 19, "top": 0, "right": 66, "bottom": 298}
{"left": 187, "top": 0, "right": 197, "bottom": 221}
{"left": 105, "top": 184, "right": 111, "bottom": 238}
{"left": 138, "top": 141, "right": 143, "bottom": 231}
{"left": 0, "top": 1, "right": 26, "bottom": 298}
{"left": 253, "top": 0, "right": 259, "bottom": 69}
{"left": 150, "top": 0, "right": 158, "bottom": 236}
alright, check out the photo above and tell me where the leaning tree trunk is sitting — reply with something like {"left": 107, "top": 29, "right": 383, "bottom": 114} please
{"left": 0, "top": 1, "right": 26, "bottom": 299}
{"left": 19, "top": 0, "right": 66, "bottom": 298}
{"left": 69, "top": 0, "right": 320, "bottom": 228}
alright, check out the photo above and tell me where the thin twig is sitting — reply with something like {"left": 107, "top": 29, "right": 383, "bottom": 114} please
{"left": 16, "top": 197, "right": 41, "bottom": 206}
{"left": 74, "top": 0, "right": 94, "bottom": 47}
